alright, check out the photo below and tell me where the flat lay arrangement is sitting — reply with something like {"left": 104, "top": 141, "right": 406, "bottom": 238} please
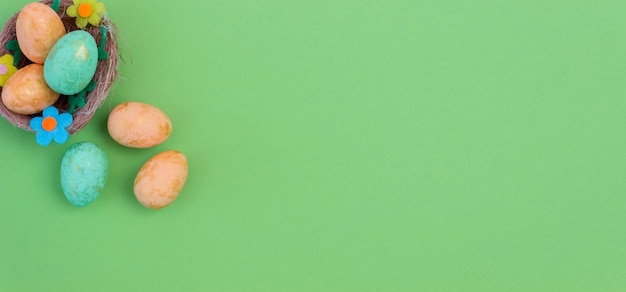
{"left": 2, "top": 0, "right": 624, "bottom": 290}
{"left": 0, "top": 0, "right": 188, "bottom": 209}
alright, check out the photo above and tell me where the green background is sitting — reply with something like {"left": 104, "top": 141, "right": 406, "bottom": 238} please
{"left": 1, "top": 0, "right": 626, "bottom": 291}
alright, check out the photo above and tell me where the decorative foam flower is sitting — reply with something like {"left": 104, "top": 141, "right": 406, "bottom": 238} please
{"left": 0, "top": 54, "right": 18, "bottom": 87}
{"left": 30, "top": 107, "right": 73, "bottom": 146}
{"left": 67, "top": 0, "right": 106, "bottom": 29}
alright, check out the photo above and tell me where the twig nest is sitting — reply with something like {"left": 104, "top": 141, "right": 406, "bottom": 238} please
{"left": 0, "top": 0, "right": 118, "bottom": 146}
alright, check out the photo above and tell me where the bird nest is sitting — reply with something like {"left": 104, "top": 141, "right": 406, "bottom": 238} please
{"left": 0, "top": 0, "right": 117, "bottom": 134}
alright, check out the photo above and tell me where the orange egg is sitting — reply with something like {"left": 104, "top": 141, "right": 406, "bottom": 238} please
{"left": 1, "top": 64, "right": 60, "bottom": 115}
{"left": 107, "top": 102, "right": 173, "bottom": 148}
{"left": 134, "top": 151, "right": 189, "bottom": 209}
{"left": 16, "top": 2, "right": 66, "bottom": 64}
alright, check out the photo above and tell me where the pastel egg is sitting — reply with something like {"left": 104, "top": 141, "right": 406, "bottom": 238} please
{"left": 107, "top": 102, "right": 172, "bottom": 148}
{"left": 61, "top": 142, "right": 108, "bottom": 207}
{"left": 1, "top": 64, "right": 60, "bottom": 115}
{"left": 44, "top": 31, "right": 98, "bottom": 95}
{"left": 16, "top": 2, "right": 66, "bottom": 64}
{"left": 134, "top": 150, "right": 188, "bottom": 209}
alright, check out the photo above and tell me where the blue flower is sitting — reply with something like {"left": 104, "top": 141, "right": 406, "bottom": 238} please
{"left": 30, "top": 107, "right": 73, "bottom": 146}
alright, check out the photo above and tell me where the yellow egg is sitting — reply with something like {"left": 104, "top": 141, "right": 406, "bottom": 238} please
{"left": 1, "top": 64, "right": 60, "bottom": 115}
{"left": 16, "top": 2, "right": 66, "bottom": 64}
{"left": 134, "top": 151, "right": 189, "bottom": 209}
{"left": 107, "top": 102, "right": 173, "bottom": 148}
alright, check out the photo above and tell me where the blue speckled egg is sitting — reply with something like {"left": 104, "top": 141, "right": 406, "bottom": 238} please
{"left": 60, "top": 142, "right": 108, "bottom": 207}
{"left": 44, "top": 31, "right": 98, "bottom": 95}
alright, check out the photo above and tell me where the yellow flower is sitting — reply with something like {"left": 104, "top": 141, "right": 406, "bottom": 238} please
{"left": 67, "top": 0, "right": 106, "bottom": 29}
{"left": 0, "top": 54, "right": 18, "bottom": 87}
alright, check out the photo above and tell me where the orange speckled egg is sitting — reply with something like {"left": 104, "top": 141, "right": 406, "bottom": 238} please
{"left": 134, "top": 150, "right": 188, "bottom": 209}
{"left": 16, "top": 2, "right": 66, "bottom": 64}
{"left": 1, "top": 64, "right": 60, "bottom": 115}
{"left": 107, "top": 102, "right": 172, "bottom": 148}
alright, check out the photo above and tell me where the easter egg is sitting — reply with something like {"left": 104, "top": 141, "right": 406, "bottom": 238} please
{"left": 61, "top": 142, "right": 109, "bottom": 207}
{"left": 134, "top": 150, "right": 188, "bottom": 209}
{"left": 16, "top": 2, "right": 66, "bottom": 64}
{"left": 1, "top": 64, "right": 60, "bottom": 115}
{"left": 44, "top": 31, "right": 98, "bottom": 95}
{"left": 107, "top": 102, "right": 173, "bottom": 148}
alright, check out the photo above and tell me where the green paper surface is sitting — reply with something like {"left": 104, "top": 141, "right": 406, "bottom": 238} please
{"left": 1, "top": 0, "right": 626, "bottom": 291}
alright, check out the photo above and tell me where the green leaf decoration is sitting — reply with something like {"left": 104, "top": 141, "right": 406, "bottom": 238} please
{"left": 51, "top": 0, "right": 60, "bottom": 12}
{"left": 98, "top": 25, "right": 109, "bottom": 60}
{"left": 5, "top": 40, "right": 22, "bottom": 66}
{"left": 67, "top": 80, "right": 97, "bottom": 114}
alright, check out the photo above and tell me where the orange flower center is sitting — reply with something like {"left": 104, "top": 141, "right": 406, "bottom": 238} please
{"left": 78, "top": 3, "right": 93, "bottom": 18}
{"left": 42, "top": 116, "right": 57, "bottom": 132}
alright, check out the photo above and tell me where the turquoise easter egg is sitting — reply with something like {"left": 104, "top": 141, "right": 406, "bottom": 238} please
{"left": 60, "top": 142, "right": 108, "bottom": 207}
{"left": 44, "top": 31, "right": 98, "bottom": 95}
